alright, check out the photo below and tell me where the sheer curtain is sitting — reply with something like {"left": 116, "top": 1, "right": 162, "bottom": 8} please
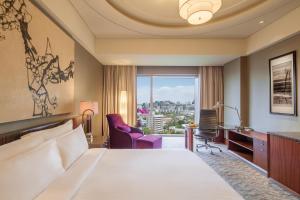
{"left": 102, "top": 65, "right": 137, "bottom": 137}
{"left": 199, "top": 66, "right": 224, "bottom": 123}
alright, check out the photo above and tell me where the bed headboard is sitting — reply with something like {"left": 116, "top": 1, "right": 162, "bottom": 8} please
{"left": 0, "top": 116, "right": 81, "bottom": 146}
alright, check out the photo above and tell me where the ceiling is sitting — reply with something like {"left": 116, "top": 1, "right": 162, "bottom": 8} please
{"left": 98, "top": 54, "right": 237, "bottom": 66}
{"left": 70, "top": 0, "right": 300, "bottom": 39}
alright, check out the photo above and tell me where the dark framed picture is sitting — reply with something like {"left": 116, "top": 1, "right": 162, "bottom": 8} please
{"left": 269, "top": 51, "right": 297, "bottom": 116}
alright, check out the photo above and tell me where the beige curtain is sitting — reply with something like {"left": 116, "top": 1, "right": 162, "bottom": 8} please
{"left": 102, "top": 65, "right": 137, "bottom": 137}
{"left": 199, "top": 66, "right": 224, "bottom": 123}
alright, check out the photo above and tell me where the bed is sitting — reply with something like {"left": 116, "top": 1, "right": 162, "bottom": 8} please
{"left": 0, "top": 118, "right": 243, "bottom": 200}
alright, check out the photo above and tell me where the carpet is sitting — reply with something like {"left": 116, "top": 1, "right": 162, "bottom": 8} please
{"left": 196, "top": 145, "right": 300, "bottom": 200}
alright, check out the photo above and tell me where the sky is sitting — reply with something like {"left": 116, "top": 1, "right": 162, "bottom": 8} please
{"left": 137, "top": 76, "right": 196, "bottom": 104}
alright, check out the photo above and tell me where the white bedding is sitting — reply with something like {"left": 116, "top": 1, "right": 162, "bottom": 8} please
{"left": 36, "top": 148, "right": 106, "bottom": 200}
{"left": 44, "top": 149, "right": 243, "bottom": 200}
{"left": 1, "top": 120, "right": 243, "bottom": 200}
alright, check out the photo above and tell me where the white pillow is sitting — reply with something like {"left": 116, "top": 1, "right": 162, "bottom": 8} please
{"left": 56, "top": 125, "right": 88, "bottom": 169}
{"left": 0, "top": 134, "right": 45, "bottom": 161}
{"left": 0, "top": 140, "right": 65, "bottom": 200}
{"left": 23, "top": 120, "right": 73, "bottom": 140}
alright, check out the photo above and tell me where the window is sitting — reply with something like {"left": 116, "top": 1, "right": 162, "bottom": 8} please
{"left": 137, "top": 76, "right": 198, "bottom": 134}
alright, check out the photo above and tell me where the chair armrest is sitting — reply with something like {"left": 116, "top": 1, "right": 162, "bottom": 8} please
{"left": 130, "top": 127, "right": 144, "bottom": 134}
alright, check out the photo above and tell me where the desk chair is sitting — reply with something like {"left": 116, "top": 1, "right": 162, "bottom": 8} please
{"left": 195, "top": 109, "right": 222, "bottom": 154}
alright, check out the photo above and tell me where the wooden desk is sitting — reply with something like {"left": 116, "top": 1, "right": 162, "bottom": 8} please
{"left": 184, "top": 127, "right": 269, "bottom": 172}
{"left": 228, "top": 130, "right": 268, "bottom": 171}
{"left": 185, "top": 127, "right": 194, "bottom": 151}
{"left": 184, "top": 126, "right": 226, "bottom": 152}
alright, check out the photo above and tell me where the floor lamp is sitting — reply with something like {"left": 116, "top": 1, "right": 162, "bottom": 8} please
{"left": 119, "top": 91, "right": 128, "bottom": 123}
{"left": 80, "top": 101, "right": 99, "bottom": 143}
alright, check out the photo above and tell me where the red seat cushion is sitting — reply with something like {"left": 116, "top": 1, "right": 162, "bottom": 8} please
{"left": 117, "top": 125, "right": 131, "bottom": 133}
{"left": 136, "top": 135, "right": 162, "bottom": 149}
{"left": 128, "top": 132, "right": 143, "bottom": 140}
{"left": 128, "top": 133, "right": 143, "bottom": 148}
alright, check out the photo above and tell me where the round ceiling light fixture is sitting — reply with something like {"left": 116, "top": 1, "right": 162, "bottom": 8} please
{"left": 179, "top": 0, "right": 222, "bottom": 25}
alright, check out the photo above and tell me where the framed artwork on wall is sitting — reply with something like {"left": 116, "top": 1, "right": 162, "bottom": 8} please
{"left": 0, "top": 0, "right": 75, "bottom": 123}
{"left": 269, "top": 51, "right": 297, "bottom": 116}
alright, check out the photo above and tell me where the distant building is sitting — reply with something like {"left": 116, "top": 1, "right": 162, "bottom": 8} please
{"left": 139, "top": 100, "right": 195, "bottom": 134}
{"left": 146, "top": 115, "right": 164, "bottom": 133}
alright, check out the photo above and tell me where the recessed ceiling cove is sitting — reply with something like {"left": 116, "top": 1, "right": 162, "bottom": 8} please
{"left": 107, "top": 0, "right": 262, "bottom": 27}
{"left": 71, "top": 0, "right": 300, "bottom": 38}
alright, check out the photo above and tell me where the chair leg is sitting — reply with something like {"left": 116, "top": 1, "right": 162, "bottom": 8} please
{"left": 196, "top": 144, "right": 206, "bottom": 152}
{"left": 196, "top": 139, "right": 222, "bottom": 154}
{"left": 208, "top": 144, "right": 223, "bottom": 152}
{"left": 196, "top": 144, "right": 206, "bottom": 148}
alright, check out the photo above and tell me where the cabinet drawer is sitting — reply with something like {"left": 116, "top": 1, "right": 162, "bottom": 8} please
{"left": 254, "top": 139, "right": 267, "bottom": 152}
{"left": 253, "top": 138, "right": 268, "bottom": 170}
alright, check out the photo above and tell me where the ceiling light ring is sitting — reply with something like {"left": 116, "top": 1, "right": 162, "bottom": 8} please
{"left": 179, "top": 1, "right": 191, "bottom": 19}
{"left": 180, "top": 0, "right": 215, "bottom": 12}
{"left": 186, "top": 2, "right": 213, "bottom": 18}
{"left": 187, "top": 10, "right": 213, "bottom": 25}
{"left": 188, "top": 9, "right": 213, "bottom": 17}
{"left": 179, "top": 0, "right": 222, "bottom": 25}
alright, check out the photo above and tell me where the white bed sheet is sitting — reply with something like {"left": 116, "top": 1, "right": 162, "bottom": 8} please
{"left": 35, "top": 148, "right": 106, "bottom": 200}
{"left": 73, "top": 149, "right": 244, "bottom": 200}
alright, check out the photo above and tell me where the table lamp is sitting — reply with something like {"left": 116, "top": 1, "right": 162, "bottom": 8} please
{"left": 80, "top": 101, "right": 99, "bottom": 137}
{"left": 213, "top": 101, "right": 244, "bottom": 131}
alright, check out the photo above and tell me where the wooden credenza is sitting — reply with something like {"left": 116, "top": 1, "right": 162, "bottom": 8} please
{"left": 228, "top": 130, "right": 268, "bottom": 171}
{"left": 269, "top": 134, "right": 300, "bottom": 194}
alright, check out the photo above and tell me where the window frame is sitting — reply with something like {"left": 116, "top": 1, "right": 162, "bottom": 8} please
{"left": 136, "top": 75, "right": 199, "bottom": 134}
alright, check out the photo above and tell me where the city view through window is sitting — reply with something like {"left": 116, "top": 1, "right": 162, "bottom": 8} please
{"left": 137, "top": 76, "right": 197, "bottom": 134}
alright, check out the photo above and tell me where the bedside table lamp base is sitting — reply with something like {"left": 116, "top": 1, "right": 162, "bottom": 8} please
{"left": 80, "top": 101, "right": 99, "bottom": 144}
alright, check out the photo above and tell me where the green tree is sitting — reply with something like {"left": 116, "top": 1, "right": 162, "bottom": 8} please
{"left": 175, "top": 124, "right": 183, "bottom": 128}
{"left": 142, "top": 127, "right": 151, "bottom": 135}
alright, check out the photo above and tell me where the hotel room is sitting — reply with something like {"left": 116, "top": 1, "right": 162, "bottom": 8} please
{"left": 0, "top": 0, "right": 300, "bottom": 199}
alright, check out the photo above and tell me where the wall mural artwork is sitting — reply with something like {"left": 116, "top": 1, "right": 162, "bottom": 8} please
{"left": 0, "top": 0, "right": 75, "bottom": 123}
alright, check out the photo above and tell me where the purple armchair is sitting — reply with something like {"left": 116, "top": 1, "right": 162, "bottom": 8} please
{"left": 106, "top": 114, "right": 144, "bottom": 149}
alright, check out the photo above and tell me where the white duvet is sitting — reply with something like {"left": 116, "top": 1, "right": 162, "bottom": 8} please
{"left": 38, "top": 148, "right": 243, "bottom": 200}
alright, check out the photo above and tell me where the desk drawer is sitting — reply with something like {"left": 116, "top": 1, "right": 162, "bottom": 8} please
{"left": 253, "top": 138, "right": 268, "bottom": 170}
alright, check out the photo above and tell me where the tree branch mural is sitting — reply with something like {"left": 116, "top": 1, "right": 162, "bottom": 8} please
{"left": 0, "top": 0, "right": 74, "bottom": 117}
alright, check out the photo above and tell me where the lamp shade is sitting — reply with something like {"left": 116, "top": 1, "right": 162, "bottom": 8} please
{"left": 119, "top": 91, "right": 128, "bottom": 123}
{"left": 80, "top": 101, "right": 99, "bottom": 115}
{"left": 179, "top": 0, "right": 222, "bottom": 25}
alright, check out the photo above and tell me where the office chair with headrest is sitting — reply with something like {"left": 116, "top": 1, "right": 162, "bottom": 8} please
{"left": 194, "top": 109, "right": 222, "bottom": 154}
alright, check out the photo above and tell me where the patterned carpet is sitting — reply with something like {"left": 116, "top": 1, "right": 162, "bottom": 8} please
{"left": 195, "top": 144, "right": 300, "bottom": 200}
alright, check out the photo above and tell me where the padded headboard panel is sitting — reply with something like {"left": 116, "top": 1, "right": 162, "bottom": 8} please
{"left": 0, "top": 116, "right": 81, "bottom": 146}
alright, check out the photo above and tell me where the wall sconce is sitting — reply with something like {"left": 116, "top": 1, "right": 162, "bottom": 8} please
{"left": 119, "top": 91, "right": 128, "bottom": 123}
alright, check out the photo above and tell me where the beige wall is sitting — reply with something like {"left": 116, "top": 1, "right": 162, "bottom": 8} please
{"left": 74, "top": 43, "right": 103, "bottom": 140}
{"left": 137, "top": 66, "right": 198, "bottom": 75}
{"left": 224, "top": 57, "right": 248, "bottom": 127}
{"left": 225, "top": 33, "right": 300, "bottom": 132}
{"left": 0, "top": 43, "right": 103, "bottom": 139}
{"left": 35, "top": 0, "right": 96, "bottom": 57}
{"left": 248, "top": 34, "right": 300, "bottom": 132}
{"left": 224, "top": 58, "right": 241, "bottom": 126}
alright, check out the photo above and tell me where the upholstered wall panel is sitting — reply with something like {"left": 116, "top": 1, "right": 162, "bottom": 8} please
{"left": 0, "top": 0, "right": 74, "bottom": 123}
{"left": 0, "top": 1, "right": 103, "bottom": 139}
